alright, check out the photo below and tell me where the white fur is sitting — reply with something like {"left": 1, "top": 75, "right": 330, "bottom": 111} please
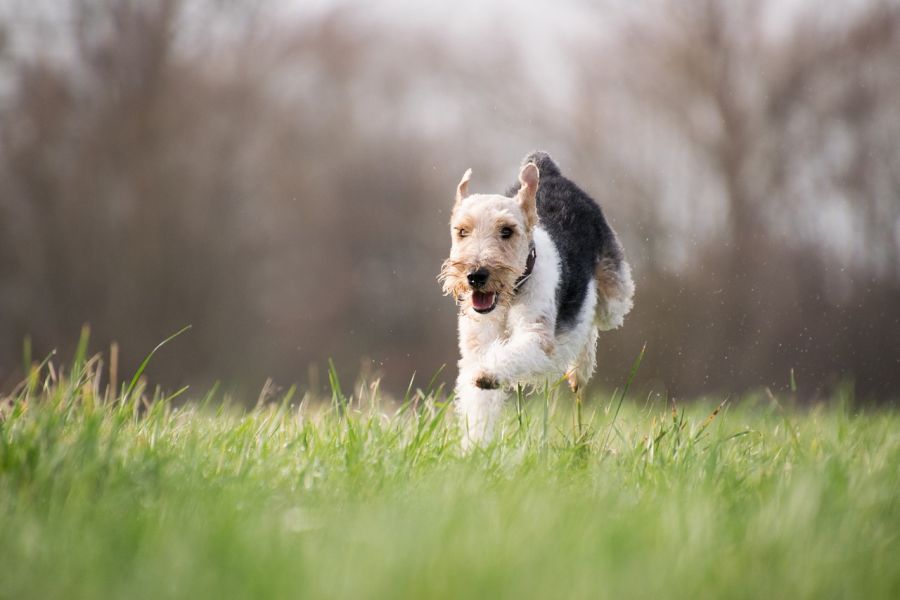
{"left": 455, "top": 227, "right": 604, "bottom": 449}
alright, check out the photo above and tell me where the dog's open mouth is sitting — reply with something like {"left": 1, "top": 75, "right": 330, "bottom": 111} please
{"left": 471, "top": 291, "right": 497, "bottom": 314}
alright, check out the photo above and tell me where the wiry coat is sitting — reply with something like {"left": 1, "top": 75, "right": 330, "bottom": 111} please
{"left": 441, "top": 152, "right": 634, "bottom": 448}
{"left": 507, "top": 152, "right": 631, "bottom": 332}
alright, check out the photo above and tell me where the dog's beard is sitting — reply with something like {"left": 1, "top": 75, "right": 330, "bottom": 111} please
{"left": 438, "top": 258, "right": 518, "bottom": 314}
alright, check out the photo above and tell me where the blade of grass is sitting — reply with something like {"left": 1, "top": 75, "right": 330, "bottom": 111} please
{"left": 600, "top": 342, "right": 646, "bottom": 458}
{"left": 425, "top": 365, "right": 446, "bottom": 397}
{"left": 22, "top": 335, "right": 32, "bottom": 376}
{"left": 123, "top": 325, "right": 192, "bottom": 402}
{"left": 327, "top": 359, "right": 346, "bottom": 418}
{"left": 396, "top": 372, "right": 417, "bottom": 417}
{"left": 694, "top": 397, "right": 729, "bottom": 441}
{"left": 515, "top": 384, "right": 525, "bottom": 436}
{"left": 70, "top": 324, "right": 91, "bottom": 383}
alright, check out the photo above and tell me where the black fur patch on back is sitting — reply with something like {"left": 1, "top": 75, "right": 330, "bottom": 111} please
{"left": 522, "top": 151, "right": 561, "bottom": 177}
{"left": 507, "top": 152, "right": 620, "bottom": 332}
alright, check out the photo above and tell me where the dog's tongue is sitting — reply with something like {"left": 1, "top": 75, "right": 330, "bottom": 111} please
{"left": 472, "top": 291, "right": 496, "bottom": 311}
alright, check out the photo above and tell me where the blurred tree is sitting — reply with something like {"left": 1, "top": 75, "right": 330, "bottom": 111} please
{"left": 0, "top": 0, "right": 897, "bottom": 401}
{"left": 570, "top": 0, "right": 900, "bottom": 398}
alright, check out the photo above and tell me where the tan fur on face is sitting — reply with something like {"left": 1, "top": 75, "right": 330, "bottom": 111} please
{"left": 438, "top": 166, "right": 540, "bottom": 312}
{"left": 439, "top": 196, "right": 530, "bottom": 308}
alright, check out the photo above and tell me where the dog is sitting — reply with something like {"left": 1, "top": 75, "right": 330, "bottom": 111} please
{"left": 439, "top": 152, "right": 634, "bottom": 448}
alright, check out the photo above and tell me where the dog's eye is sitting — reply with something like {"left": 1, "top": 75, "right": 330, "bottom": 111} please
{"left": 500, "top": 227, "right": 513, "bottom": 239}
{"left": 456, "top": 228, "right": 469, "bottom": 238}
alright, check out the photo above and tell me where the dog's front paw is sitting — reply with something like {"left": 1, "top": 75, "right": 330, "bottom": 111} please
{"left": 474, "top": 373, "right": 500, "bottom": 390}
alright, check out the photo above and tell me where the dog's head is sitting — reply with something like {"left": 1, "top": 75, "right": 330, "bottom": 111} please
{"left": 438, "top": 162, "right": 539, "bottom": 315}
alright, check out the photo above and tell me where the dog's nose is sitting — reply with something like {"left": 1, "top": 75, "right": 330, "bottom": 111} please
{"left": 467, "top": 268, "right": 490, "bottom": 289}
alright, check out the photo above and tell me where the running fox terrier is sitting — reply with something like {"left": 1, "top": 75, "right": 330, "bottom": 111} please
{"left": 439, "top": 152, "right": 634, "bottom": 448}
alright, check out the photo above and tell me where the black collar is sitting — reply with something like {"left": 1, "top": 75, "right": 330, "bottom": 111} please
{"left": 514, "top": 243, "right": 536, "bottom": 293}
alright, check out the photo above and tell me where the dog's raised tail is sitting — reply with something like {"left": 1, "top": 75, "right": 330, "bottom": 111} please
{"left": 522, "top": 151, "right": 561, "bottom": 178}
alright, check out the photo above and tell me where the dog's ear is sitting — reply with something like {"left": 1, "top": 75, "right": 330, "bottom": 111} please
{"left": 517, "top": 163, "right": 539, "bottom": 228}
{"left": 454, "top": 168, "right": 473, "bottom": 210}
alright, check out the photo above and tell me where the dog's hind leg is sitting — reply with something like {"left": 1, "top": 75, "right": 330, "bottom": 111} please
{"left": 566, "top": 325, "right": 598, "bottom": 393}
{"left": 595, "top": 237, "right": 634, "bottom": 331}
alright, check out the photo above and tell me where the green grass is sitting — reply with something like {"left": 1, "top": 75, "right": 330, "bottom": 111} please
{"left": 1, "top": 353, "right": 898, "bottom": 599}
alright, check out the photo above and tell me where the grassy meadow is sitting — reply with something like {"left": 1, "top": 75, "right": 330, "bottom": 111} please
{"left": 0, "top": 342, "right": 898, "bottom": 599}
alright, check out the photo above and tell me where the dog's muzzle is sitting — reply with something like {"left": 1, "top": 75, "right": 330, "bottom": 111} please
{"left": 467, "top": 268, "right": 489, "bottom": 289}
{"left": 467, "top": 268, "right": 497, "bottom": 313}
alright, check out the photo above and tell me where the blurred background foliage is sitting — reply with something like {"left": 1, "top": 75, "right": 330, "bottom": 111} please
{"left": 1, "top": 0, "right": 898, "bottom": 401}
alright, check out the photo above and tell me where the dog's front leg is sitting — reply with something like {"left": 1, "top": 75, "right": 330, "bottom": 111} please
{"left": 455, "top": 370, "right": 506, "bottom": 450}
{"left": 477, "top": 321, "right": 556, "bottom": 388}
{"left": 455, "top": 312, "right": 509, "bottom": 448}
